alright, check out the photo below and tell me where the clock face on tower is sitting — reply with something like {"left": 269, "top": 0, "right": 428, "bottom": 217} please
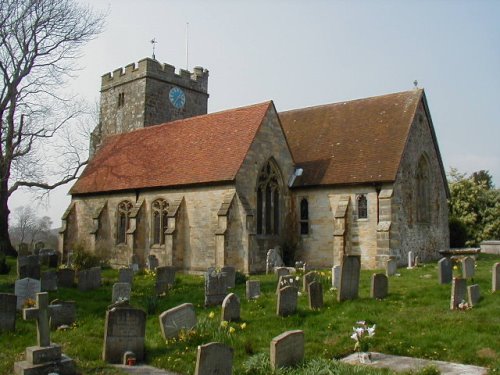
{"left": 169, "top": 86, "right": 186, "bottom": 109}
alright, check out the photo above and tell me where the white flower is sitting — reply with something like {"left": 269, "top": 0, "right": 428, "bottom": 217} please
{"left": 367, "top": 324, "right": 376, "bottom": 337}
{"left": 355, "top": 327, "right": 364, "bottom": 336}
{"left": 350, "top": 332, "right": 358, "bottom": 341}
{"left": 356, "top": 320, "right": 366, "bottom": 325}
{"left": 295, "top": 276, "right": 300, "bottom": 281}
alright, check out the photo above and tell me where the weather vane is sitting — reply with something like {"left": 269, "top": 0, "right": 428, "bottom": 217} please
{"left": 151, "top": 38, "right": 157, "bottom": 60}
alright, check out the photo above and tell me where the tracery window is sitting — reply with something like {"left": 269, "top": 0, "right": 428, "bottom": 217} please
{"left": 152, "top": 199, "right": 169, "bottom": 245}
{"left": 257, "top": 160, "right": 281, "bottom": 235}
{"left": 357, "top": 194, "right": 368, "bottom": 219}
{"left": 416, "top": 156, "right": 430, "bottom": 223}
{"left": 117, "top": 200, "right": 133, "bottom": 244}
{"left": 300, "top": 198, "right": 309, "bottom": 235}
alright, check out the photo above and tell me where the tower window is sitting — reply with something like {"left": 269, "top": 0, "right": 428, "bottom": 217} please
{"left": 117, "top": 92, "right": 125, "bottom": 107}
{"left": 300, "top": 198, "right": 309, "bottom": 235}
{"left": 257, "top": 160, "right": 281, "bottom": 235}
{"left": 117, "top": 200, "right": 133, "bottom": 244}
{"left": 357, "top": 194, "right": 368, "bottom": 219}
{"left": 152, "top": 199, "right": 169, "bottom": 245}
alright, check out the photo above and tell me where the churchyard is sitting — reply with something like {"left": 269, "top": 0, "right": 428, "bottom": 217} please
{"left": 0, "top": 254, "right": 498, "bottom": 375}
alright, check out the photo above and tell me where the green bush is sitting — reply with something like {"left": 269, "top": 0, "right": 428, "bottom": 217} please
{"left": 449, "top": 217, "right": 467, "bottom": 248}
{"left": 0, "top": 253, "right": 10, "bottom": 274}
{"left": 72, "top": 244, "right": 100, "bottom": 271}
{"left": 235, "top": 271, "right": 247, "bottom": 285}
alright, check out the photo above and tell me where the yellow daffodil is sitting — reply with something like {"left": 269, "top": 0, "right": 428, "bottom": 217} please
{"left": 240, "top": 322, "right": 247, "bottom": 330}
{"left": 220, "top": 320, "right": 228, "bottom": 328}
{"left": 229, "top": 326, "right": 236, "bottom": 334}
{"left": 208, "top": 311, "right": 215, "bottom": 319}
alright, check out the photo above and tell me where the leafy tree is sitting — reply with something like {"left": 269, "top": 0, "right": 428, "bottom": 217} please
{"left": 0, "top": 0, "right": 104, "bottom": 256}
{"left": 448, "top": 168, "right": 500, "bottom": 246}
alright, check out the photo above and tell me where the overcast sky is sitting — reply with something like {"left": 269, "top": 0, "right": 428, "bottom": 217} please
{"left": 10, "top": 0, "right": 500, "bottom": 226}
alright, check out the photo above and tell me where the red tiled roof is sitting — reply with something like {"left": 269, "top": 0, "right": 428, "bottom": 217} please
{"left": 280, "top": 90, "right": 423, "bottom": 187}
{"left": 70, "top": 101, "right": 272, "bottom": 195}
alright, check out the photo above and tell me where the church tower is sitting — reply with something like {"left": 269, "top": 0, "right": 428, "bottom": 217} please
{"left": 91, "top": 58, "right": 209, "bottom": 155}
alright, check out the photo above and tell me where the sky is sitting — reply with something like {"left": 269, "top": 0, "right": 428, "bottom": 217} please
{"left": 10, "top": 0, "right": 500, "bottom": 227}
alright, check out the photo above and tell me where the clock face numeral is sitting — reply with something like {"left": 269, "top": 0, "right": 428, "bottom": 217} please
{"left": 169, "top": 87, "right": 186, "bottom": 109}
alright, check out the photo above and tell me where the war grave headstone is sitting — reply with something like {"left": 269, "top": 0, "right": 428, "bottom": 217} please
{"left": 103, "top": 304, "right": 146, "bottom": 363}
{"left": 407, "top": 251, "right": 414, "bottom": 269}
{"left": 41, "top": 270, "right": 58, "bottom": 292}
{"left": 194, "top": 342, "right": 233, "bottom": 375}
{"left": 371, "top": 273, "right": 389, "bottom": 299}
{"left": 118, "top": 267, "right": 134, "bottom": 285}
{"left": 302, "top": 271, "right": 318, "bottom": 291}
{"left": 205, "top": 269, "right": 228, "bottom": 307}
{"left": 17, "top": 255, "right": 40, "bottom": 280}
{"left": 276, "top": 274, "right": 299, "bottom": 294}
{"left": 159, "top": 303, "right": 197, "bottom": 340}
{"left": 221, "top": 266, "right": 236, "bottom": 288}
{"left": 222, "top": 293, "right": 240, "bottom": 322}
{"left": 450, "top": 277, "right": 467, "bottom": 310}
{"left": 77, "top": 266, "right": 101, "bottom": 291}
{"left": 462, "top": 256, "right": 475, "bottom": 279}
{"left": 438, "top": 257, "right": 453, "bottom": 284}
{"left": 0, "top": 293, "right": 17, "bottom": 331}
{"left": 147, "top": 254, "right": 159, "bottom": 270}
{"left": 18, "top": 242, "right": 30, "bottom": 256}
{"left": 15, "top": 277, "right": 41, "bottom": 310}
{"left": 155, "top": 266, "right": 176, "bottom": 295}
{"left": 112, "top": 282, "right": 132, "bottom": 303}
{"left": 277, "top": 285, "right": 298, "bottom": 317}
{"left": 49, "top": 300, "right": 76, "bottom": 330}
{"left": 57, "top": 268, "right": 75, "bottom": 288}
{"left": 270, "top": 330, "right": 304, "bottom": 370}
{"left": 275, "top": 267, "right": 290, "bottom": 278}
{"left": 266, "top": 246, "right": 284, "bottom": 274}
{"left": 467, "top": 284, "right": 480, "bottom": 307}
{"left": 493, "top": 262, "right": 499, "bottom": 292}
{"left": 14, "top": 292, "right": 75, "bottom": 375}
{"left": 308, "top": 281, "right": 323, "bottom": 309}
{"left": 386, "top": 258, "right": 397, "bottom": 276}
{"left": 246, "top": 280, "right": 260, "bottom": 299}
{"left": 337, "top": 255, "right": 361, "bottom": 302}
{"left": 332, "top": 265, "right": 340, "bottom": 289}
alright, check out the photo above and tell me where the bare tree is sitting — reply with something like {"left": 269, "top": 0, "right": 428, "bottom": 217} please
{"left": 0, "top": 0, "right": 105, "bottom": 256}
{"left": 9, "top": 205, "right": 53, "bottom": 248}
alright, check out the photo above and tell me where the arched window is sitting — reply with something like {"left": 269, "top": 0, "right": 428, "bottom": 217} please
{"left": 416, "top": 156, "right": 430, "bottom": 223}
{"left": 117, "top": 200, "right": 133, "bottom": 244}
{"left": 357, "top": 194, "right": 368, "bottom": 219}
{"left": 152, "top": 199, "right": 169, "bottom": 245}
{"left": 300, "top": 198, "right": 309, "bottom": 235}
{"left": 257, "top": 160, "right": 281, "bottom": 235}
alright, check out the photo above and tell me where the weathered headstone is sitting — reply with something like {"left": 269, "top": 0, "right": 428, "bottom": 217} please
{"left": 78, "top": 267, "right": 101, "bottom": 291}
{"left": 48, "top": 253, "right": 59, "bottom": 268}
{"left": 414, "top": 256, "right": 420, "bottom": 267}
{"left": 308, "top": 281, "right": 323, "bottom": 309}
{"left": 277, "top": 286, "right": 298, "bottom": 317}
{"left": 302, "top": 271, "right": 318, "bottom": 291}
{"left": 0, "top": 293, "right": 17, "bottom": 331}
{"left": 49, "top": 300, "right": 76, "bottom": 330}
{"left": 386, "top": 258, "right": 397, "bottom": 276}
{"left": 112, "top": 282, "right": 131, "bottom": 303}
{"left": 221, "top": 266, "right": 236, "bottom": 288}
{"left": 155, "top": 266, "right": 176, "bottom": 295}
{"left": 246, "top": 280, "right": 261, "bottom": 299}
{"left": 57, "top": 268, "right": 75, "bottom": 288}
{"left": 438, "top": 257, "right": 453, "bottom": 284}
{"left": 493, "top": 262, "right": 499, "bottom": 292}
{"left": 194, "top": 342, "right": 233, "bottom": 375}
{"left": 266, "top": 246, "right": 284, "bottom": 274}
{"left": 370, "top": 273, "right": 388, "bottom": 299}
{"left": 17, "top": 242, "right": 30, "bottom": 256}
{"left": 103, "top": 305, "right": 146, "bottom": 363}
{"left": 275, "top": 267, "right": 290, "bottom": 278}
{"left": 205, "top": 269, "right": 228, "bottom": 307}
{"left": 270, "top": 330, "right": 304, "bottom": 370}
{"left": 15, "top": 277, "right": 41, "bottom": 310}
{"left": 407, "top": 251, "right": 414, "bottom": 269}
{"left": 222, "top": 293, "right": 240, "bottom": 322}
{"left": 467, "top": 284, "right": 480, "bottom": 307}
{"left": 39, "top": 248, "right": 54, "bottom": 266}
{"left": 450, "top": 277, "right": 467, "bottom": 310}
{"left": 118, "top": 267, "right": 134, "bottom": 285}
{"left": 332, "top": 265, "right": 340, "bottom": 289}
{"left": 337, "top": 255, "right": 361, "bottom": 302}
{"left": 147, "top": 254, "right": 159, "bottom": 270}
{"left": 41, "top": 270, "right": 58, "bottom": 292}
{"left": 461, "top": 256, "right": 475, "bottom": 279}
{"left": 17, "top": 255, "right": 40, "bottom": 280}
{"left": 34, "top": 241, "right": 45, "bottom": 253}
{"left": 276, "top": 275, "right": 299, "bottom": 294}
{"left": 159, "top": 303, "right": 197, "bottom": 340}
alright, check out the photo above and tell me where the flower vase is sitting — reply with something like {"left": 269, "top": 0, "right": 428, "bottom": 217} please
{"left": 358, "top": 351, "right": 372, "bottom": 364}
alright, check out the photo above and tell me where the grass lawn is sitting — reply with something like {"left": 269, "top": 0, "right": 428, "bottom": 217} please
{"left": 0, "top": 254, "right": 499, "bottom": 375}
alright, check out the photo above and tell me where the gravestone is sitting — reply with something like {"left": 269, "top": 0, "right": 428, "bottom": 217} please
{"left": 302, "top": 271, "right": 318, "bottom": 291}
{"left": 18, "top": 242, "right": 30, "bottom": 256}
{"left": 57, "top": 268, "right": 75, "bottom": 288}
{"left": 450, "top": 277, "right": 467, "bottom": 310}
{"left": 266, "top": 246, "right": 284, "bottom": 274}
{"left": 15, "top": 277, "right": 41, "bottom": 310}
{"left": 275, "top": 267, "right": 290, "bottom": 278}
{"left": 414, "top": 256, "right": 420, "bottom": 267}
{"left": 222, "top": 293, "right": 240, "bottom": 322}
{"left": 370, "top": 273, "right": 388, "bottom": 299}
{"left": 112, "top": 282, "right": 131, "bottom": 303}
{"left": 118, "top": 267, "right": 134, "bottom": 285}
{"left": 155, "top": 266, "right": 176, "bottom": 295}
{"left": 493, "top": 262, "right": 499, "bottom": 292}
{"left": 103, "top": 305, "right": 146, "bottom": 363}
{"left": 270, "top": 330, "right": 304, "bottom": 370}
{"left": 386, "top": 258, "right": 397, "bottom": 276}
{"left": 221, "top": 266, "right": 236, "bottom": 288}
{"left": 49, "top": 300, "right": 76, "bottom": 330}
{"left": 194, "top": 342, "right": 233, "bottom": 375}
{"left": 39, "top": 248, "right": 54, "bottom": 266}
{"left": 14, "top": 292, "right": 76, "bottom": 375}
{"left": 48, "top": 253, "right": 59, "bottom": 268}
{"left": 147, "top": 254, "right": 159, "bottom": 270}
{"left": 407, "top": 251, "right": 414, "bottom": 269}
{"left": 308, "top": 281, "right": 323, "bottom": 309}
{"left": 337, "top": 255, "right": 361, "bottom": 302}
{"left": 205, "top": 269, "right": 228, "bottom": 307}
{"left": 438, "top": 257, "right": 453, "bottom": 284}
{"left": 467, "top": 284, "right": 480, "bottom": 307}
{"left": 276, "top": 275, "right": 299, "bottom": 294}
{"left": 332, "top": 265, "right": 340, "bottom": 289}
{"left": 0, "top": 293, "right": 17, "bottom": 331}
{"left": 41, "top": 270, "right": 58, "bottom": 292}
{"left": 277, "top": 286, "right": 298, "bottom": 317}
{"left": 461, "top": 256, "right": 475, "bottom": 279}
{"left": 34, "top": 241, "right": 45, "bottom": 253}
{"left": 17, "top": 255, "right": 40, "bottom": 280}
{"left": 159, "top": 303, "right": 197, "bottom": 340}
{"left": 78, "top": 267, "right": 101, "bottom": 291}
{"left": 246, "top": 280, "right": 261, "bottom": 299}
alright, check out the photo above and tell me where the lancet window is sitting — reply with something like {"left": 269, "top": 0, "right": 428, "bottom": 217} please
{"left": 117, "top": 200, "right": 133, "bottom": 244}
{"left": 357, "top": 194, "right": 368, "bottom": 219}
{"left": 300, "top": 198, "right": 309, "bottom": 235}
{"left": 416, "top": 156, "right": 430, "bottom": 223}
{"left": 152, "top": 199, "right": 169, "bottom": 245}
{"left": 257, "top": 161, "right": 281, "bottom": 235}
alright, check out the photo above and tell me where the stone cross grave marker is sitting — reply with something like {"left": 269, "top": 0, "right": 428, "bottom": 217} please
{"left": 337, "top": 255, "right": 361, "bottom": 302}
{"left": 17, "top": 255, "right": 40, "bottom": 280}
{"left": 461, "top": 256, "right": 475, "bottom": 279}
{"left": 332, "top": 265, "right": 340, "bottom": 289}
{"left": 57, "top": 268, "right": 75, "bottom": 288}
{"left": 370, "top": 273, "right": 388, "bottom": 299}
{"left": 194, "top": 342, "right": 233, "bottom": 375}
{"left": 276, "top": 275, "right": 299, "bottom": 294}
{"left": 438, "top": 257, "right": 453, "bottom": 284}
{"left": 493, "top": 262, "right": 499, "bottom": 292}
{"left": 156, "top": 266, "right": 176, "bottom": 295}
{"left": 302, "top": 271, "right": 318, "bottom": 291}
{"left": 222, "top": 293, "right": 240, "bottom": 322}
{"left": 159, "top": 303, "right": 197, "bottom": 340}
{"left": 205, "top": 269, "right": 228, "bottom": 307}
{"left": 275, "top": 267, "right": 290, "bottom": 278}
{"left": 308, "top": 281, "right": 323, "bottom": 310}
{"left": 23, "top": 292, "right": 50, "bottom": 347}
{"left": 450, "top": 277, "right": 467, "bottom": 310}
{"left": 49, "top": 300, "right": 76, "bottom": 330}
{"left": 277, "top": 285, "right": 298, "bottom": 317}
{"left": 221, "top": 266, "right": 236, "bottom": 288}
{"left": 41, "top": 270, "right": 58, "bottom": 292}
{"left": 407, "top": 251, "right": 414, "bottom": 269}
{"left": 467, "top": 284, "right": 480, "bottom": 307}
{"left": 0, "top": 293, "right": 17, "bottom": 331}
{"left": 15, "top": 277, "right": 41, "bottom": 310}
{"left": 386, "top": 258, "right": 397, "bottom": 276}
{"left": 112, "top": 282, "right": 132, "bottom": 303}
{"left": 246, "top": 280, "right": 260, "bottom": 299}
{"left": 270, "top": 330, "right": 304, "bottom": 370}
{"left": 118, "top": 267, "right": 134, "bottom": 285}
{"left": 103, "top": 305, "right": 146, "bottom": 363}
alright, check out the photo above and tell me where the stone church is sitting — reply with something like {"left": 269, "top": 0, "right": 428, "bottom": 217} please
{"left": 59, "top": 57, "right": 450, "bottom": 273}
